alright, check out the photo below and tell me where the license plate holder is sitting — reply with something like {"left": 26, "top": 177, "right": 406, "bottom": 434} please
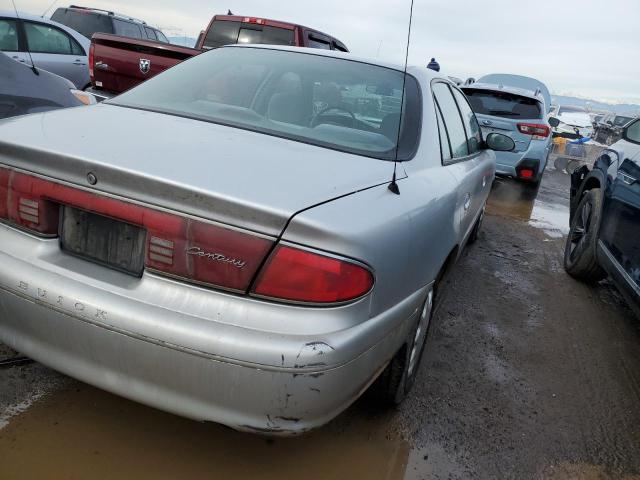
{"left": 60, "top": 206, "right": 147, "bottom": 277}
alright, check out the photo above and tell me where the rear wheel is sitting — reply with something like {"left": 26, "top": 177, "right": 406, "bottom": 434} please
{"left": 564, "top": 188, "right": 606, "bottom": 282}
{"left": 468, "top": 205, "right": 485, "bottom": 244}
{"left": 371, "top": 285, "right": 434, "bottom": 405}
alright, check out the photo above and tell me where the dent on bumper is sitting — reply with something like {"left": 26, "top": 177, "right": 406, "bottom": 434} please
{"left": 0, "top": 224, "right": 423, "bottom": 433}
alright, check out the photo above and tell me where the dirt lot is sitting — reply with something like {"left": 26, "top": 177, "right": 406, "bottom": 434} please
{"left": 1, "top": 164, "right": 639, "bottom": 479}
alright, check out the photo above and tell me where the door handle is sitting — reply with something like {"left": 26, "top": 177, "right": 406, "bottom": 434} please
{"left": 618, "top": 171, "right": 637, "bottom": 185}
{"left": 464, "top": 193, "right": 471, "bottom": 211}
{"left": 11, "top": 55, "right": 25, "bottom": 63}
{"left": 73, "top": 60, "right": 86, "bottom": 66}
{"left": 95, "top": 61, "right": 109, "bottom": 70}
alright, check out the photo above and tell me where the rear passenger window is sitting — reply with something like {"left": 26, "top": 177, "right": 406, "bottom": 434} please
{"left": 24, "top": 21, "right": 84, "bottom": 56}
{"left": 144, "top": 27, "right": 157, "bottom": 40}
{"left": 113, "top": 19, "right": 142, "bottom": 39}
{"left": 0, "top": 19, "right": 19, "bottom": 51}
{"left": 435, "top": 103, "right": 452, "bottom": 161}
{"left": 203, "top": 20, "right": 241, "bottom": 49}
{"left": 433, "top": 82, "right": 469, "bottom": 159}
{"left": 451, "top": 88, "right": 482, "bottom": 154}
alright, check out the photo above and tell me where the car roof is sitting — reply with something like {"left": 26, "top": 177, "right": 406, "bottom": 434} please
{"left": 55, "top": 5, "right": 147, "bottom": 25}
{"left": 462, "top": 82, "right": 544, "bottom": 103}
{"left": 0, "top": 10, "right": 90, "bottom": 46}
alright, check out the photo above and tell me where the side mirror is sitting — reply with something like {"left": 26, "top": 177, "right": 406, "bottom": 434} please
{"left": 548, "top": 117, "right": 560, "bottom": 127}
{"left": 486, "top": 133, "right": 515, "bottom": 152}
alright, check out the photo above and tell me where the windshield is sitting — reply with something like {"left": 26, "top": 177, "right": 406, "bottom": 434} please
{"left": 110, "top": 47, "right": 419, "bottom": 160}
{"left": 558, "top": 105, "right": 587, "bottom": 115}
{"left": 462, "top": 89, "right": 542, "bottom": 119}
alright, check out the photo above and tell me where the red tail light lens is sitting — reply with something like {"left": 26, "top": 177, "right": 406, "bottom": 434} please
{"left": 88, "top": 43, "right": 95, "bottom": 81}
{"left": 517, "top": 123, "right": 550, "bottom": 139}
{"left": 252, "top": 245, "right": 374, "bottom": 304}
{"left": 519, "top": 168, "right": 535, "bottom": 179}
{"left": 0, "top": 166, "right": 273, "bottom": 291}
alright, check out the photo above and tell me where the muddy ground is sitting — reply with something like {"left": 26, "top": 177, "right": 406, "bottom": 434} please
{"left": 1, "top": 164, "right": 639, "bottom": 479}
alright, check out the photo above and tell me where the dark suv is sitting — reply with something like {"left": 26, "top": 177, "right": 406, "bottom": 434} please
{"left": 51, "top": 5, "right": 168, "bottom": 43}
{"left": 565, "top": 118, "right": 640, "bottom": 317}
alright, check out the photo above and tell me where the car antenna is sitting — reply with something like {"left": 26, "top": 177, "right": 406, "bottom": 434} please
{"left": 40, "top": 0, "right": 59, "bottom": 17}
{"left": 11, "top": 0, "right": 39, "bottom": 75}
{"left": 389, "top": 0, "right": 415, "bottom": 196}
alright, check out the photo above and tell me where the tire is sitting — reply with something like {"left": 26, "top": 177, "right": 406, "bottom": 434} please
{"left": 564, "top": 188, "right": 606, "bottom": 282}
{"left": 468, "top": 204, "right": 485, "bottom": 244}
{"left": 370, "top": 285, "right": 435, "bottom": 406}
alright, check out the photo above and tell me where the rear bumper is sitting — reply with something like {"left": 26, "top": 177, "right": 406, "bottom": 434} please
{"left": 0, "top": 222, "right": 421, "bottom": 434}
{"left": 495, "top": 141, "right": 548, "bottom": 181}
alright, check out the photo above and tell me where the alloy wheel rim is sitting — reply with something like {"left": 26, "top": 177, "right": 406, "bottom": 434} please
{"left": 408, "top": 289, "right": 433, "bottom": 377}
{"left": 569, "top": 201, "right": 592, "bottom": 261}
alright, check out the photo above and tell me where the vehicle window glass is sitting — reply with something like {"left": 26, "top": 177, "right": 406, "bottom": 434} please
{"left": 112, "top": 47, "right": 420, "bottom": 160}
{"left": 558, "top": 105, "right": 587, "bottom": 115}
{"left": 113, "top": 19, "right": 142, "bottom": 39}
{"left": 614, "top": 116, "right": 633, "bottom": 127}
{"left": 463, "top": 89, "right": 542, "bottom": 120}
{"left": 435, "top": 102, "right": 452, "bottom": 162}
{"left": 0, "top": 19, "right": 19, "bottom": 51}
{"left": 433, "top": 83, "right": 469, "bottom": 158}
{"left": 237, "top": 26, "right": 295, "bottom": 46}
{"left": 24, "top": 22, "right": 83, "bottom": 55}
{"left": 202, "top": 20, "right": 240, "bottom": 49}
{"left": 144, "top": 27, "right": 157, "bottom": 40}
{"left": 155, "top": 30, "right": 169, "bottom": 43}
{"left": 626, "top": 120, "right": 640, "bottom": 143}
{"left": 308, "top": 35, "right": 331, "bottom": 50}
{"left": 50, "top": 9, "right": 113, "bottom": 39}
{"left": 452, "top": 88, "right": 482, "bottom": 154}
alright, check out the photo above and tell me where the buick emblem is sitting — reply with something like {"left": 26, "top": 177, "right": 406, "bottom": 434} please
{"left": 139, "top": 58, "right": 151, "bottom": 74}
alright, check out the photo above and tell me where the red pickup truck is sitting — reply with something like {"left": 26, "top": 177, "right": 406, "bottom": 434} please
{"left": 88, "top": 14, "right": 348, "bottom": 99}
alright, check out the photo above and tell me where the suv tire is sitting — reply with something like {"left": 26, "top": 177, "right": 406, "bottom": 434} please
{"left": 564, "top": 188, "right": 606, "bottom": 282}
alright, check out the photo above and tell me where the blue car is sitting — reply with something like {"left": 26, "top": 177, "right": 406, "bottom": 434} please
{"left": 463, "top": 74, "right": 553, "bottom": 185}
{"left": 565, "top": 118, "right": 640, "bottom": 318}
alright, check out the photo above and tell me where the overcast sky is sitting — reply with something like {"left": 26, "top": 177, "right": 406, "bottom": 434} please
{"left": 9, "top": 0, "right": 639, "bottom": 104}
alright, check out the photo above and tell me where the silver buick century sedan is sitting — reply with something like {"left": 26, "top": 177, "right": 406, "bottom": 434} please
{"left": 0, "top": 45, "right": 513, "bottom": 434}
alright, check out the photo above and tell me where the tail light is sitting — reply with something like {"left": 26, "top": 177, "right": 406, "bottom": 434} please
{"left": 88, "top": 43, "right": 95, "bottom": 82}
{"left": 252, "top": 245, "right": 374, "bottom": 304}
{"left": 0, "top": 166, "right": 273, "bottom": 291}
{"left": 517, "top": 123, "right": 551, "bottom": 140}
{"left": 518, "top": 168, "right": 535, "bottom": 179}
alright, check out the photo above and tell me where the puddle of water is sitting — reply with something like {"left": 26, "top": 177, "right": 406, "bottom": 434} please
{"left": 527, "top": 200, "right": 569, "bottom": 239}
{"left": 0, "top": 384, "right": 410, "bottom": 480}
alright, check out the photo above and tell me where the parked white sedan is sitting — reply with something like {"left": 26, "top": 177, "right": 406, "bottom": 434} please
{"left": 0, "top": 45, "right": 514, "bottom": 434}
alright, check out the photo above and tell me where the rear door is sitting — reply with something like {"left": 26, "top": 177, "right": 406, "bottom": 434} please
{"left": 22, "top": 20, "right": 88, "bottom": 88}
{"left": 433, "top": 82, "right": 490, "bottom": 241}
{"left": 600, "top": 128, "right": 640, "bottom": 291}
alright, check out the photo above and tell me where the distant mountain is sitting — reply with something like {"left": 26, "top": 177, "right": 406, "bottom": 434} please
{"left": 167, "top": 36, "right": 197, "bottom": 48}
{"left": 552, "top": 95, "right": 640, "bottom": 116}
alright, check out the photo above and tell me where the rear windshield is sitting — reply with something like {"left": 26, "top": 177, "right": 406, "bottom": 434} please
{"left": 110, "top": 47, "right": 420, "bottom": 160}
{"left": 202, "top": 20, "right": 294, "bottom": 49}
{"left": 462, "top": 89, "right": 542, "bottom": 119}
{"left": 50, "top": 8, "right": 113, "bottom": 38}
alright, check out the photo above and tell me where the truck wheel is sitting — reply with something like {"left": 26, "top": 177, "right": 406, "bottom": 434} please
{"left": 564, "top": 188, "right": 606, "bottom": 282}
{"left": 371, "top": 285, "right": 434, "bottom": 406}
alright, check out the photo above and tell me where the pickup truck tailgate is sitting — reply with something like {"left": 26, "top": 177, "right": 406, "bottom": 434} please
{"left": 92, "top": 33, "right": 199, "bottom": 94}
